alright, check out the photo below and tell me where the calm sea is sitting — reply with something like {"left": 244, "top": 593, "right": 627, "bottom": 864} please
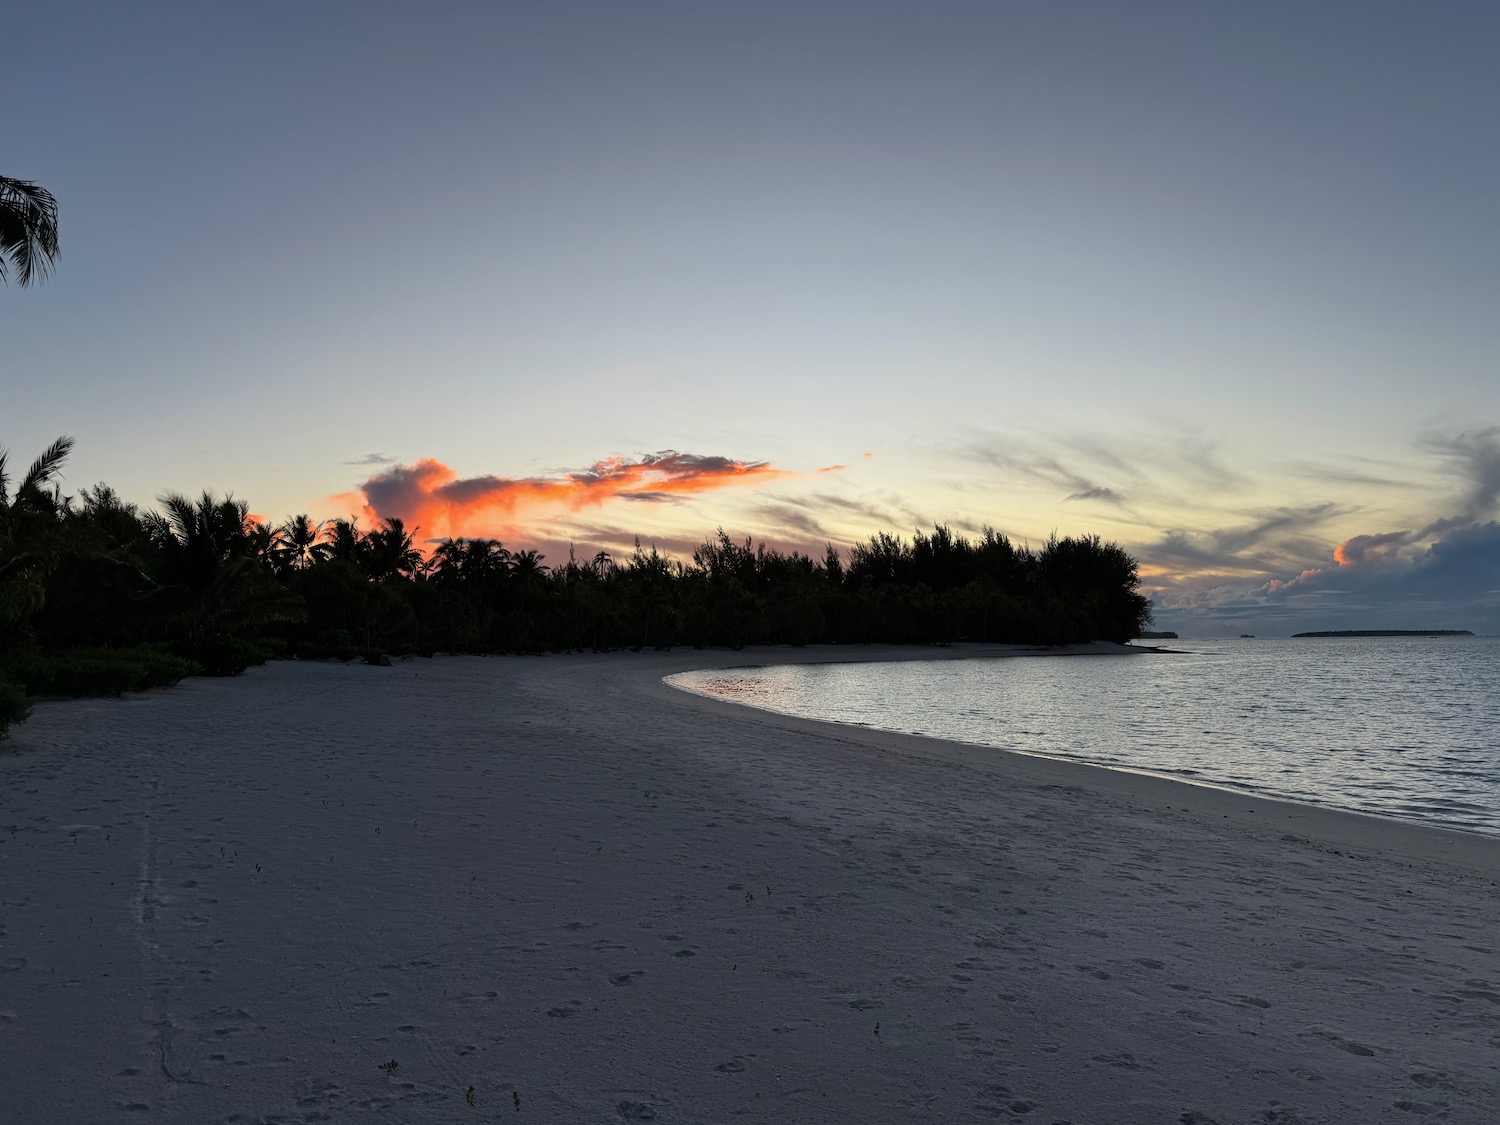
{"left": 667, "top": 636, "right": 1500, "bottom": 838}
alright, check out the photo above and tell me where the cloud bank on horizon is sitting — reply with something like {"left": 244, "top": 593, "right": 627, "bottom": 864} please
{"left": 1221, "top": 429, "right": 1500, "bottom": 632}
{"left": 975, "top": 425, "right": 1500, "bottom": 634}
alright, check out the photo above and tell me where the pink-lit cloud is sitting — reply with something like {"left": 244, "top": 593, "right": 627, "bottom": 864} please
{"left": 339, "top": 451, "right": 832, "bottom": 542}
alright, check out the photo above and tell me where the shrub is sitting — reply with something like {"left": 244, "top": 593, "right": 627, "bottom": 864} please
{"left": 0, "top": 646, "right": 204, "bottom": 698}
{"left": 0, "top": 680, "right": 30, "bottom": 739}
{"left": 132, "top": 648, "right": 202, "bottom": 689}
{"left": 285, "top": 640, "right": 360, "bottom": 662}
{"left": 47, "top": 653, "right": 147, "bottom": 697}
{"left": 187, "top": 637, "right": 273, "bottom": 677}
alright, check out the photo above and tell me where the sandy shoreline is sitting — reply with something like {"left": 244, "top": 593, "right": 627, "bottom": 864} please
{"left": 3, "top": 647, "right": 1498, "bottom": 1122}
{"left": 658, "top": 644, "right": 1500, "bottom": 875}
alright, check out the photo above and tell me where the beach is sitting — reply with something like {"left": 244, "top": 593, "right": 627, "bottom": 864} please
{"left": 2, "top": 648, "right": 1498, "bottom": 1123}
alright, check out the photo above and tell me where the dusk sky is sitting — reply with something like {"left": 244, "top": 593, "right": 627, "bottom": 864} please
{"left": 6, "top": 2, "right": 1499, "bottom": 635}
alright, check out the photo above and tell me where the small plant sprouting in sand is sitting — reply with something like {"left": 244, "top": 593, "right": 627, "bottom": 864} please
{"left": 255, "top": 863, "right": 261, "bottom": 874}
{"left": 465, "top": 1084, "right": 475, "bottom": 1106}
{"left": 873, "top": 1022, "right": 880, "bottom": 1036}
{"left": 379, "top": 1059, "right": 399, "bottom": 1075}
{"left": 744, "top": 891, "right": 753, "bottom": 906}
{"left": 512, "top": 1090, "right": 521, "bottom": 1111}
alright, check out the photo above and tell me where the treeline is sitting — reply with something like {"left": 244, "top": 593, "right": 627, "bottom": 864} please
{"left": 0, "top": 438, "right": 1152, "bottom": 733}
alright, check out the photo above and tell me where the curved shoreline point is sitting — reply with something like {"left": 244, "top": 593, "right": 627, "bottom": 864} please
{"left": 650, "top": 643, "right": 1500, "bottom": 875}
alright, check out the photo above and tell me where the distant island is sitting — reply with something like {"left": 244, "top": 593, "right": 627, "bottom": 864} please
{"left": 1291, "top": 629, "right": 1474, "bottom": 638}
{"left": 1138, "top": 630, "right": 1178, "bottom": 639}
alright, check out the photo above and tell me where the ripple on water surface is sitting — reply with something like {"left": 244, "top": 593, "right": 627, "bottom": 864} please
{"left": 667, "top": 636, "right": 1500, "bottom": 838}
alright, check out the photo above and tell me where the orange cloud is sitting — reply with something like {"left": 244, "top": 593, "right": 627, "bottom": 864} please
{"left": 350, "top": 450, "right": 816, "bottom": 541}
{"left": 1332, "top": 531, "right": 1410, "bottom": 566}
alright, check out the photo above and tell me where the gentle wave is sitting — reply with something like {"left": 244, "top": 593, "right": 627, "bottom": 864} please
{"left": 668, "top": 636, "right": 1500, "bottom": 837}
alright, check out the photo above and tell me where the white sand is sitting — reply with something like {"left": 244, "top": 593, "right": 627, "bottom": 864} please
{"left": 2, "top": 647, "right": 1498, "bottom": 1124}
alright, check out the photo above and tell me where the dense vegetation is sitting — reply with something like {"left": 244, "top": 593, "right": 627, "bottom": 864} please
{"left": 0, "top": 437, "right": 1152, "bottom": 736}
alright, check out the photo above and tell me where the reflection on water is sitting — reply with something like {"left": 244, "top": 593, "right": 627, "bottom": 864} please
{"left": 667, "top": 637, "right": 1500, "bottom": 838}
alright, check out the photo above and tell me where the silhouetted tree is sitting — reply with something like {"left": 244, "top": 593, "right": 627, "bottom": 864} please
{"left": 362, "top": 517, "right": 422, "bottom": 580}
{"left": 143, "top": 491, "right": 302, "bottom": 661}
{"left": 0, "top": 436, "right": 74, "bottom": 636}
{"left": 275, "top": 514, "right": 327, "bottom": 574}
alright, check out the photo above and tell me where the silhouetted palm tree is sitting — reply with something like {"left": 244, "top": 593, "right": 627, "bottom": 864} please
{"left": 0, "top": 435, "right": 72, "bottom": 521}
{"left": 1, "top": 176, "right": 60, "bottom": 286}
{"left": 462, "top": 538, "right": 510, "bottom": 582}
{"left": 363, "top": 517, "right": 422, "bottom": 580}
{"left": 144, "top": 491, "right": 302, "bottom": 645}
{"left": 509, "top": 549, "right": 548, "bottom": 581}
{"left": 325, "top": 519, "right": 366, "bottom": 568}
{"left": 275, "top": 514, "right": 327, "bottom": 573}
{"left": 0, "top": 436, "right": 73, "bottom": 628}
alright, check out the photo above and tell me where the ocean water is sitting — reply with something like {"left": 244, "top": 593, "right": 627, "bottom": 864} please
{"left": 667, "top": 636, "right": 1500, "bottom": 838}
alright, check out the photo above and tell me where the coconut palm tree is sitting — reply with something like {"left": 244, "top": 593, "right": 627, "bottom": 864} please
{"left": 0, "top": 436, "right": 73, "bottom": 628}
{"left": 363, "top": 517, "right": 423, "bottom": 580}
{"left": 325, "top": 518, "right": 366, "bottom": 569}
{"left": 1, "top": 176, "right": 60, "bottom": 287}
{"left": 143, "top": 491, "right": 302, "bottom": 648}
{"left": 275, "top": 514, "right": 327, "bottom": 573}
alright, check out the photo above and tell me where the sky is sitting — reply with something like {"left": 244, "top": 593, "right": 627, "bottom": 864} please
{"left": 5, "top": 1, "right": 1499, "bottom": 635}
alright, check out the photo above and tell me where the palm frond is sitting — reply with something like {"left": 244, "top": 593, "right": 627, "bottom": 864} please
{"left": 155, "top": 492, "right": 198, "bottom": 543}
{"left": 17, "top": 435, "right": 73, "bottom": 498}
{"left": 0, "top": 175, "right": 60, "bottom": 286}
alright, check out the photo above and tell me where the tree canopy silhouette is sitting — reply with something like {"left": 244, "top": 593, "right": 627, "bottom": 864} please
{"left": 0, "top": 437, "right": 1153, "bottom": 736}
